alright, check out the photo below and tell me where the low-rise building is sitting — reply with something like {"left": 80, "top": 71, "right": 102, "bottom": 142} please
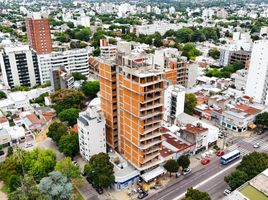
{"left": 231, "top": 69, "right": 247, "bottom": 91}
{"left": 77, "top": 98, "right": 106, "bottom": 161}
{"left": 0, "top": 127, "right": 11, "bottom": 147}
{"left": 221, "top": 105, "right": 261, "bottom": 132}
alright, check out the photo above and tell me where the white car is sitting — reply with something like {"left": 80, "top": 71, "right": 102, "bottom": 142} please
{"left": 25, "top": 142, "right": 33, "bottom": 148}
{"left": 224, "top": 189, "right": 231, "bottom": 195}
{"left": 253, "top": 143, "right": 260, "bottom": 148}
{"left": 182, "top": 168, "right": 191, "bottom": 175}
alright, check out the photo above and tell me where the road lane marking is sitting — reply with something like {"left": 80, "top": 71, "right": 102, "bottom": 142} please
{"left": 170, "top": 160, "right": 241, "bottom": 200}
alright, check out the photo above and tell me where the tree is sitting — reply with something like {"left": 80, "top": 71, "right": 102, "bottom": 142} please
{"left": 33, "top": 92, "right": 49, "bottom": 104}
{"left": 39, "top": 171, "right": 72, "bottom": 200}
{"left": 47, "top": 122, "right": 68, "bottom": 144}
{"left": 0, "top": 90, "right": 6, "bottom": 99}
{"left": 224, "top": 152, "right": 268, "bottom": 190}
{"left": 7, "top": 146, "right": 13, "bottom": 157}
{"left": 164, "top": 159, "right": 179, "bottom": 177}
{"left": 8, "top": 175, "right": 48, "bottom": 200}
{"left": 208, "top": 48, "right": 220, "bottom": 60}
{"left": 66, "top": 21, "right": 74, "bottom": 28}
{"left": 255, "top": 112, "right": 268, "bottom": 127}
{"left": 177, "top": 155, "right": 190, "bottom": 170}
{"left": 84, "top": 153, "right": 115, "bottom": 188}
{"left": 224, "top": 170, "right": 248, "bottom": 190}
{"left": 58, "top": 108, "right": 80, "bottom": 126}
{"left": 72, "top": 72, "right": 87, "bottom": 81}
{"left": 182, "top": 43, "right": 202, "bottom": 60}
{"left": 81, "top": 81, "right": 100, "bottom": 99}
{"left": 51, "top": 89, "right": 85, "bottom": 114}
{"left": 59, "top": 133, "right": 79, "bottom": 158}
{"left": 92, "top": 47, "right": 101, "bottom": 56}
{"left": 237, "top": 152, "right": 268, "bottom": 179}
{"left": 23, "top": 148, "right": 57, "bottom": 181}
{"left": 7, "top": 175, "right": 21, "bottom": 192}
{"left": 184, "top": 188, "right": 211, "bottom": 200}
{"left": 184, "top": 93, "right": 197, "bottom": 115}
{"left": 55, "top": 157, "right": 80, "bottom": 180}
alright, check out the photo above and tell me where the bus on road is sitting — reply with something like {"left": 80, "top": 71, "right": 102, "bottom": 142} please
{"left": 220, "top": 149, "right": 241, "bottom": 165}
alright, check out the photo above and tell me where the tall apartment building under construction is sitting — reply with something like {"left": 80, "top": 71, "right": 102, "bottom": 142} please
{"left": 99, "top": 47, "right": 166, "bottom": 171}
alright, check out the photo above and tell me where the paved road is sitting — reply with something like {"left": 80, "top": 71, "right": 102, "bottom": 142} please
{"left": 145, "top": 133, "right": 268, "bottom": 200}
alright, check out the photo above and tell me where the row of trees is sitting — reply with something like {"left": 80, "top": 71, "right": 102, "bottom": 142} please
{"left": 55, "top": 27, "right": 92, "bottom": 43}
{"left": 0, "top": 148, "right": 81, "bottom": 199}
{"left": 164, "top": 155, "right": 190, "bottom": 176}
{"left": 205, "top": 61, "right": 244, "bottom": 78}
{"left": 164, "top": 27, "right": 220, "bottom": 43}
{"left": 224, "top": 152, "right": 268, "bottom": 190}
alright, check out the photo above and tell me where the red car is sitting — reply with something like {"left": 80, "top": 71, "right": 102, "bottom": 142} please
{"left": 201, "top": 158, "right": 210, "bottom": 165}
{"left": 216, "top": 150, "right": 224, "bottom": 157}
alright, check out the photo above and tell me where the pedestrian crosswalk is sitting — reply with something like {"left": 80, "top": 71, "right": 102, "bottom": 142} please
{"left": 227, "top": 144, "right": 251, "bottom": 156}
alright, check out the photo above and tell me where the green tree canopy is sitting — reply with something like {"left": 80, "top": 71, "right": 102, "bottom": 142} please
{"left": 224, "top": 170, "right": 249, "bottom": 190}
{"left": 47, "top": 122, "right": 68, "bottom": 144}
{"left": 184, "top": 188, "right": 211, "bottom": 200}
{"left": 81, "top": 81, "right": 100, "bottom": 99}
{"left": 58, "top": 108, "right": 80, "bottom": 126}
{"left": 51, "top": 89, "right": 85, "bottom": 114}
{"left": 72, "top": 72, "right": 87, "bottom": 81}
{"left": 39, "top": 171, "right": 72, "bottom": 200}
{"left": 55, "top": 157, "right": 80, "bottom": 181}
{"left": 208, "top": 48, "right": 220, "bottom": 60}
{"left": 23, "top": 148, "right": 57, "bottom": 181}
{"left": 84, "top": 153, "right": 115, "bottom": 188}
{"left": 164, "top": 159, "right": 179, "bottom": 176}
{"left": 8, "top": 175, "right": 48, "bottom": 200}
{"left": 237, "top": 152, "right": 268, "bottom": 179}
{"left": 182, "top": 43, "right": 202, "bottom": 60}
{"left": 58, "top": 133, "right": 79, "bottom": 158}
{"left": 255, "top": 112, "right": 268, "bottom": 127}
{"left": 0, "top": 91, "right": 6, "bottom": 99}
{"left": 177, "top": 155, "right": 191, "bottom": 170}
{"left": 184, "top": 93, "right": 197, "bottom": 115}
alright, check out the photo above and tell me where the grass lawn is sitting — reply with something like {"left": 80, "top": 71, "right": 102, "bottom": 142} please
{"left": 240, "top": 185, "right": 268, "bottom": 200}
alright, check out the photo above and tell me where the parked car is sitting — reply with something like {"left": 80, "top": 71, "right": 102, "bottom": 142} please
{"left": 216, "top": 150, "right": 225, "bottom": 157}
{"left": 182, "top": 168, "right": 191, "bottom": 175}
{"left": 25, "top": 142, "right": 33, "bottom": 148}
{"left": 257, "top": 129, "right": 264, "bottom": 135}
{"left": 138, "top": 192, "right": 148, "bottom": 199}
{"left": 224, "top": 189, "right": 231, "bottom": 195}
{"left": 95, "top": 187, "right": 103, "bottom": 195}
{"left": 201, "top": 158, "right": 210, "bottom": 165}
{"left": 253, "top": 143, "right": 260, "bottom": 148}
{"left": 72, "top": 161, "right": 78, "bottom": 166}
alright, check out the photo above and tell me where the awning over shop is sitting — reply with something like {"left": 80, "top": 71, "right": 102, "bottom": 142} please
{"left": 140, "top": 167, "right": 166, "bottom": 182}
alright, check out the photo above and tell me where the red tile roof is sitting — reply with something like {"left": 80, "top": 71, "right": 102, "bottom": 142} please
{"left": 0, "top": 116, "right": 8, "bottom": 123}
{"left": 185, "top": 124, "right": 208, "bottom": 134}
{"left": 234, "top": 105, "right": 261, "bottom": 115}
{"left": 71, "top": 124, "right": 78, "bottom": 133}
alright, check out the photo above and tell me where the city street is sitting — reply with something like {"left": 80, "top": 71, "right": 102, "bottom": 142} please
{"left": 145, "top": 133, "right": 268, "bottom": 200}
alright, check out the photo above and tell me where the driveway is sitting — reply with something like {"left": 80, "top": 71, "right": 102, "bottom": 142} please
{"left": 35, "top": 138, "right": 64, "bottom": 160}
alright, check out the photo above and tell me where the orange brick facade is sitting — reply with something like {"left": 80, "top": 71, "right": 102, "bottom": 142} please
{"left": 99, "top": 55, "right": 165, "bottom": 171}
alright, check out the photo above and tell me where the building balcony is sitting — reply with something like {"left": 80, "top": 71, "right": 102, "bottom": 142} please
{"left": 140, "top": 139, "right": 162, "bottom": 150}
{"left": 140, "top": 103, "right": 163, "bottom": 112}
{"left": 142, "top": 152, "right": 160, "bottom": 164}
{"left": 140, "top": 131, "right": 162, "bottom": 142}
{"left": 142, "top": 124, "right": 161, "bottom": 135}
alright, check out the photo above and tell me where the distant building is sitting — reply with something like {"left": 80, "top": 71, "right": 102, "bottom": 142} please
{"left": 77, "top": 98, "right": 106, "bottom": 161}
{"left": 26, "top": 12, "right": 52, "bottom": 55}
{"left": 51, "top": 67, "right": 74, "bottom": 90}
{"left": 100, "top": 39, "right": 117, "bottom": 58}
{"left": 0, "top": 126, "right": 11, "bottom": 147}
{"left": 38, "top": 48, "right": 90, "bottom": 84}
{"left": 0, "top": 45, "right": 40, "bottom": 88}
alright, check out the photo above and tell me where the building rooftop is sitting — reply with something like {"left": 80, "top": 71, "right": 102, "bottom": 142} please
{"left": 185, "top": 124, "right": 208, "bottom": 134}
